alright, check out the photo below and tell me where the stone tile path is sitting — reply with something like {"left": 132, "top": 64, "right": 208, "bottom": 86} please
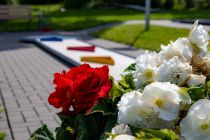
{"left": 0, "top": 33, "right": 71, "bottom": 140}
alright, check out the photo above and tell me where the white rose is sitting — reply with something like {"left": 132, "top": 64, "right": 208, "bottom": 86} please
{"left": 141, "top": 82, "right": 181, "bottom": 121}
{"left": 186, "top": 74, "right": 206, "bottom": 87}
{"left": 134, "top": 51, "right": 159, "bottom": 88}
{"left": 180, "top": 99, "right": 210, "bottom": 140}
{"left": 188, "top": 20, "right": 209, "bottom": 55}
{"left": 157, "top": 56, "right": 192, "bottom": 86}
{"left": 117, "top": 90, "right": 145, "bottom": 127}
{"left": 135, "top": 51, "right": 160, "bottom": 67}
{"left": 134, "top": 66, "right": 157, "bottom": 89}
{"left": 160, "top": 38, "right": 192, "bottom": 62}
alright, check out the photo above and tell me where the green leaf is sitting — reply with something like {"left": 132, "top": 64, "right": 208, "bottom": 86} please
{"left": 136, "top": 129, "right": 179, "bottom": 140}
{"left": 118, "top": 81, "right": 130, "bottom": 89}
{"left": 188, "top": 85, "right": 205, "bottom": 101}
{"left": 119, "top": 74, "right": 135, "bottom": 90}
{"left": 89, "top": 99, "right": 115, "bottom": 116}
{"left": 205, "top": 81, "right": 210, "bottom": 99}
{"left": 109, "top": 84, "right": 124, "bottom": 102}
{"left": 124, "top": 74, "right": 135, "bottom": 89}
{"left": 75, "top": 113, "right": 108, "bottom": 140}
{"left": 124, "top": 63, "right": 136, "bottom": 72}
{"left": 55, "top": 127, "right": 74, "bottom": 140}
{"left": 57, "top": 113, "right": 76, "bottom": 129}
{"left": 100, "top": 116, "right": 117, "bottom": 140}
{"left": 30, "top": 125, "right": 56, "bottom": 140}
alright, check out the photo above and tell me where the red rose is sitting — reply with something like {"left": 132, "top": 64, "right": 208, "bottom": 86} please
{"left": 48, "top": 64, "right": 112, "bottom": 115}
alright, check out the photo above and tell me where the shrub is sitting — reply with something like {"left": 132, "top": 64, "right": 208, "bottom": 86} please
{"left": 163, "top": 0, "right": 174, "bottom": 9}
{"left": 64, "top": 0, "right": 116, "bottom": 9}
{"left": 19, "top": 0, "right": 60, "bottom": 4}
{"left": 173, "top": 0, "right": 186, "bottom": 10}
{"left": 0, "top": 0, "right": 6, "bottom": 4}
{"left": 64, "top": 0, "right": 90, "bottom": 9}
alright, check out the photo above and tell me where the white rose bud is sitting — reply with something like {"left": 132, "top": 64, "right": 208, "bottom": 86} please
{"left": 186, "top": 74, "right": 206, "bottom": 87}
{"left": 188, "top": 20, "right": 209, "bottom": 55}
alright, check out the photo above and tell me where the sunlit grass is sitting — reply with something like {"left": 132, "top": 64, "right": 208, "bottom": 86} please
{"left": 0, "top": 4, "right": 210, "bottom": 31}
{"left": 92, "top": 24, "right": 191, "bottom": 51}
{"left": 0, "top": 132, "right": 6, "bottom": 140}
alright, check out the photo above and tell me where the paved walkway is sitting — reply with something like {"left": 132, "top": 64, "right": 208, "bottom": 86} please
{"left": 0, "top": 32, "right": 71, "bottom": 140}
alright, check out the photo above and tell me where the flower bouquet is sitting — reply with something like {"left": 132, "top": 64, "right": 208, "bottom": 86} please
{"left": 30, "top": 21, "right": 210, "bottom": 140}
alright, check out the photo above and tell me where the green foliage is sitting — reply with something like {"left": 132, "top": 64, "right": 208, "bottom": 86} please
{"left": 135, "top": 129, "right": 179, "bottom": 140}
{"left": 173, "top": 0, "right": 186, "bottom": 10}
{"left": 30, "top": 125, "right": 56, "bottom": 140}
{"left": 0, "top": 0, "right": 6, "bottom": 4}
{"left": 74, "top": 113, "right": 108, "bottom": 140}
{"left": 124, "top": 63, "right": 136, "bottom": 72}
{"left": 109, "top": 83, "right": 124, "bottom": 102}
{"left": 63, "top": 0, "right": 115, "bottom": 9}
{"left": 57, "top": 113, "right": 76, "bottom": 130}
{"left": 187, "top": 81, "right": 210, "bottom": 102}
{"left": 119, "top": 74, "right": 135, "bottom": 90}
{"left": 89, "top": 99, "right": 115, "bottom": 115}
{"left": 19, "top": 0, "right": 60, "bottom": 4}
{"left": 0, "top": 132, "right": 6, "bottom": 140}
{"left": 63, "top": 0, "right": 87, "bottom": 9}
{"left": 188, "top": 85, "right": 206, "bottom": 102}
{"left": 55, "top": 127, "right": 74, "bottom": 140}
{"left": 30, "top": 124, "right": 74, "bottom": 140}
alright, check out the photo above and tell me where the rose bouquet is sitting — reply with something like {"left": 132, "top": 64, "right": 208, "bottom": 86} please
{"left": 30, "top": 21, "right": 210, "bottom": 140}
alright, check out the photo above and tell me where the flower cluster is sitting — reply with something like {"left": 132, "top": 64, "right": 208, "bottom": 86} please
{"left": 30, "top": 21, "right": 210, "bottom": 140}
{"left": 114, "top": 21, "right": 210, "bottom": 140}
{"left": 134, "top": 21, "right": 209, "bottom": 88}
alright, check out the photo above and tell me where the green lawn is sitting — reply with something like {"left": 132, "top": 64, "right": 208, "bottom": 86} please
{"left": 0, "top": 4, "right": 210, "bottom": 31}
{"left": 0, "top": 132, "right": 6, "bottom": 140}
{"left": 92, "top": 24, "right": 192, "bottom": 51}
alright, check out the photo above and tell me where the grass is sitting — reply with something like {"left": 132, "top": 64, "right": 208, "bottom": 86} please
{"left": 92, "top": 24, "right": 191, "bottom": 51}
{"left": 0, "top": 4, "right": 210, "bottom": 31}
{"left": 0, "top": 106, "right": 5, "bottom": 140}
{"left": 0, "top": 132, "right": 6, "bottom": 140}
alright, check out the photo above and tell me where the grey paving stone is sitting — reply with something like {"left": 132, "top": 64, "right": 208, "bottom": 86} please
{"left": 0, "top": 32, "right": 67, "bottom": 140}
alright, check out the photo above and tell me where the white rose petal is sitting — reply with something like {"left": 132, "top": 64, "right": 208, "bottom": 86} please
{"left": 117, "top": 90, "right": 144, "bottom": 126}
{"left": 188, "top": 20, "right": 209, "bottom": 55}
{"left": 136, "top": 51, "right": 160, "bottom": 67}
{"left": 141, "top": 82, "right": 181, "bottom": 121}
{"left": 172, "top": 38, "right": 192, "bottom": 62}
{"left": 106, "top": 124, "right": 132, "bottom": 140}
{"left": 113, "top": 134, "right": 136, "bottom": 140}
{"left": 186, "top": 74, "right": 206, "bottom": 87}
{"left": 111, "top": 124, "right": 132, "bottom": 135}
{"left": 134, "top": 66, "right": 157, "bottom": 88}
{"left": 157, "top": 56, "right": 192, "bottom": 86}
{"left": 180, "top": 99, "right": 210, "bottom": 140}
{"left": 134, "top": 51, "right": 159, "bottom": 88}
{"left": 160, "top": 38, "right": 192, "bottom": 62}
